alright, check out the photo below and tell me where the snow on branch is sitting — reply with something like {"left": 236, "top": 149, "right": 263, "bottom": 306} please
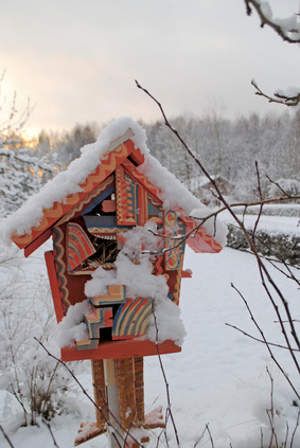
{"left": 251, "top": 79, "right": 300, "bottom": 106}
{"left": 245, "top": 0, "right": 300, "bottom": 43}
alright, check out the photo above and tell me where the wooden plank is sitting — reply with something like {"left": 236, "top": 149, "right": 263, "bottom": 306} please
{"left": 181, "top": 269, "right": 192, "bottom": 278}
{"left": 134, "top": 357, "right": 144, "bottom": 424}
{"left": 61, "top": 339, "right": 181, "bottom": 362}
{"left": 12, "top": 142, "right": 132, "bottom": 249}
{"left": 114, "top": 358, "right": 136, "bottom": 428}
{"left": 125, "top": 140, "right": 145, "bottom": 166}
{"left": 121, "top": 158, "right": 162, "bottom": 201}
{"left": 44, "top": 250, "right": 64, "bottom": 322}
{"left": 91, "top": 360, "right": 107, "bottom": 429}
{"left": 102, "top": 199, "right": 116, "bottom": 213}
{"left": 24, "top": 229, "right": 52, "bottom": 257}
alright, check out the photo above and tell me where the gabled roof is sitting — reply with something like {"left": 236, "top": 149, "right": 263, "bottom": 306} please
{"left": 1, "top": 117, "right": 226, "bottom": 254}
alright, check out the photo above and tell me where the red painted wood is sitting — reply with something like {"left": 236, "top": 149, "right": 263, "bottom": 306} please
{"left": 44, "top": 250, "right": 64, "bottom": 322}
{"left": 24, "top": 229, "right": 52, "bottom": 257}
{"left": 125, "top": 140, "right": 145, "bottom": 165}
{"left": 61, "top": 339, "right": 181, "bottom": 361}
{"left": 121, "top": 159, "right": 162, "bottom": 202}
{"left": 101, "top": 200, "right": 116, "bottom": 213}
{"left": 181, "top": 270, "right": 192, "bottom": 278}
{"left": 137, "top": 185, "right": 147, "bottom": 225}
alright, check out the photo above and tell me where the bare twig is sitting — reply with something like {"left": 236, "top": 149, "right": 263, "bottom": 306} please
{"left": 266, "top": 175, "right": 290, "bottom": 198}
{"left": 284, "top": 422, "right": 289, "bottom": 448}
{"left": 136, "top": 80, "right": 300, "bottom": 403}
{"left": 290, "top": 408, "right": 300, "bottom": 448}
{"left": 251, "top": 80, "right": 300, "bottom": 107}
{"left": 206, "top": 424, "right": 215, "bottom": 448}
{"left": 266, "top": 367, "right": 279, "bottom": 448}
{"left": 230, "top": 283, "right": 300, "bottom": 399}
{"left": 34, "top": 338, "right": 144, "bottom": 448}
{"left": 245, "top": 0, "right": 300, "bottom": 44}
{"left": 252, "top": 161, "right": 264, "bottom": 238}
{"left": 0, "top": 424, "right": 15, "bottom": 448}
{"left": 42, "top": 419, "right": 61, "bottom": 448}
{"left": 193, "top": 424, "right": 209, "bottom": 448}
{"left": 151, "top": 303, "right": 181, "bottom": 447}
{"left": 225, "top": 323, "right": 300, "bottom": 352}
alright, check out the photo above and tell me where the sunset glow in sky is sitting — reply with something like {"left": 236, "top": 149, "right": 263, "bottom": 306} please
{"left": 1, "top": 0, "right": 300, "bottom": 135}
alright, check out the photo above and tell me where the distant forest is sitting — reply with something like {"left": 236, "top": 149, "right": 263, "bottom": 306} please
{"left": 2, "top": 110, "right": 300, "bottom": 216}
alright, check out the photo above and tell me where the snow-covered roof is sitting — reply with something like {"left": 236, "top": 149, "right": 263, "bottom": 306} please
{"left": 1, "top": 117, "right": 226, "bottom": 246}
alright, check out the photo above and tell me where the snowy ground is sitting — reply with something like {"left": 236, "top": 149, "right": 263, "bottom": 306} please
{"left": 223, "top": 212, "right": 300, "bottom": 236}
{"left": 1, "top": 245, "right": 300, "bottom": 447}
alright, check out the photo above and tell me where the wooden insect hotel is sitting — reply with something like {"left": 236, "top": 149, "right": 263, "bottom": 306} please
{"left": 7, "top": 120, "right": 222, "bottom": 447}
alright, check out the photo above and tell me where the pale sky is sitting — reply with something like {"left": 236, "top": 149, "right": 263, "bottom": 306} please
{"left": 1, "top": 0, "right": 300, "bottom": 135}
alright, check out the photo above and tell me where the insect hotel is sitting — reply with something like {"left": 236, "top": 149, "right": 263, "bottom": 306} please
{"left": 7, "top": 119, "right": 222, "bottom": 447}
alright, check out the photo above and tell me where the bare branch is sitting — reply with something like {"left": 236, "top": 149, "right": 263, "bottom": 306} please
{"left": 206, "top": 424, "right": 215, "bottom": 448}
{"left": 245, "top": 0, "right": 300, "bottom": 43}
{"left": 290, "top": 408, "right": 300, "bottom": 448}
{"left": 230, "top": 283, "right": 300, "bottom": 399}
{"left": 225, "top": 322, "right": 300, "bottom": 352}
{"left": 0, "top": 424, "right": 16, "bottom": 448}
{"left": 42, "top": 419, "right": 61, "bottom": 448}
{"left": 136, "top": 80, "right": 300, "bottom": 398}
{"left": 266, "top": 367, "right": 279, "bottom": 448}
{"left": 251, "top": 80, "right": 300, "bottom": 107}
{"left": 151, "top": 303, "right": 181, "bottom": 447}
{"left": 34, "top": 338, "right": 144, "bottom": 447}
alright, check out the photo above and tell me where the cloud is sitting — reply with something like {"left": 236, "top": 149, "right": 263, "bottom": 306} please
{"left": 1, "top": 0, "right": 300, "bottom": 131}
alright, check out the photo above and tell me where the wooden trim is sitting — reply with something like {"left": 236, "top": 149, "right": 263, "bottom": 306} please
{"left": 181, "top": 270, "right": 192, "bottom": 278}
{"left": 12, "top": 142, "right": 132, "bottom": 248}
{"left": 121, "top": 158, "right": 162, "bottom": 202}
{"left": 44, "top": 250, "right": 64, "bottom": 322}
{"left": 24, "top": 229, "right": 52, "bottom": 257}
{"left": 137, "top": 186, "right": 147, "bottom": 226}
{"left": 124, "top": 140, "right": 145, "bottom": 166}
{"left": 61, "top": 339, "right": 181, "bottom": 361}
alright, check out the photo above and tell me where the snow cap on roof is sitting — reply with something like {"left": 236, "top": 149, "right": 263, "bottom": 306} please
{"left": 1, "top": 117, "right": 227, "bottom": 246}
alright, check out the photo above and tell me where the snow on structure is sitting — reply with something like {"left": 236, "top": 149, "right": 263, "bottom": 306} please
{"left": 58, "top": 225, "right": 186, "bottom": 348}
{"left": 1, "top": 117, "right": 226, "bottom": 246}
{"left": 5, "top": 116, "right": 224, "bottom": 445}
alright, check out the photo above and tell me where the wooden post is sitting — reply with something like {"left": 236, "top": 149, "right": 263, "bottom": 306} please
{"left": 103, "top": 359, "right": 123, "bottom": 448}
{"left": 91, "top": 360, "right": 107, "bottom": 430}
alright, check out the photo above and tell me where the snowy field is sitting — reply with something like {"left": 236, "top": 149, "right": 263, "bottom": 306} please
{"left": 222, "top": 212, "right": 300, "bottom": 236}
{"left": 1, "top": 244, "right": 299, "bottom": 448}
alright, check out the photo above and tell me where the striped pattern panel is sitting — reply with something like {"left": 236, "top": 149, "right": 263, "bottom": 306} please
{"left": 115, "top": 166, "right": 138, "bottom": 226}
{"left": 91, "top": 284, "right": 126, "bottom": 306}
{"left": 112, "top": 298, "right": 152, "bottom": 339}
{"left": 66, "top": 223, "right": 96, "bottom": 272}
{"left": 147, "top": 193, "right": 163, "bottom": 224}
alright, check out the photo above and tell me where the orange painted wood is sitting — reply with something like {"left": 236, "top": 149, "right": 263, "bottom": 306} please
{"left": 177, "top": 210, "right": 223, "bottom": 253}
{"left": 181, "top": 270, "right": 192, "bottom": 278}
{"left": 121, "top": 159, "right": 162, "bottom": 202}
{"left": 24, "top": 229, "right": 52, "bottom": 257}
{"left": 61, "top": 339, "right": 181, "bottom": 361}
{"left": 101, "top": 200, "right": 116, "bottom": 213}
{"left": 125, "top": 140, "right": 145, "bottom": 166}
{"left": 44, "top": 250, "right": 64, "bottom": 322}
{"left": 12, "top": 142, "right": 132, "bottom": 249}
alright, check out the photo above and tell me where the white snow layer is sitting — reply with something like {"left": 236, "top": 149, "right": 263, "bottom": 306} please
{"left": 1, "top": 117, "right": 226, "bottom": 246}
{"left": 57, "top": 300, "right": 90, "bottom": 348}
{"left": 58, "top": 226, "right": 186, "bottom": 347}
